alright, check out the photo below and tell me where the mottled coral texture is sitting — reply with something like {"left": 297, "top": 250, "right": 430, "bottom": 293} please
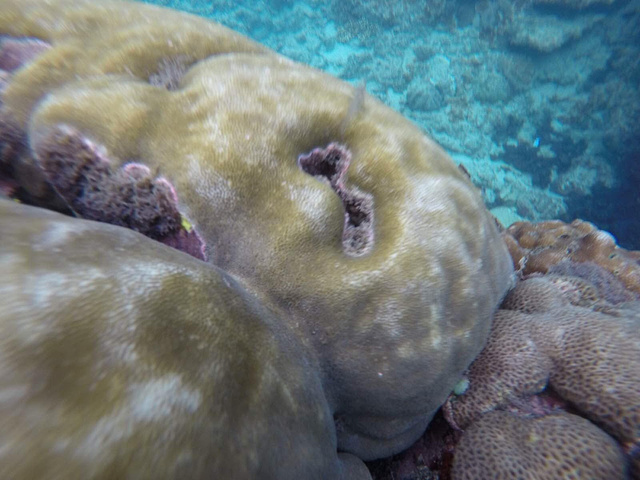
{"left": 453, "top": 411, "right": 626, "bottom": 480}
{"left": 0, "top": 1, "right": 513, "bottom": 479}
{"left": 505, "top": 219, "right": 640, "bottom": 294}
{"left": 447, "top": 220, "right": 640, "bottom": 480}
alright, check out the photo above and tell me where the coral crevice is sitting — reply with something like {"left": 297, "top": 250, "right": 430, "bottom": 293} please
{"left": 298, "top": 143, "right": 374, "bottom": 256}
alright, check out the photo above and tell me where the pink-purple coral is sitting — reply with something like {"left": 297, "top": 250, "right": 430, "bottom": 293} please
{"left": 298, "top": 143, "right": 374, "bottom": 256}
{"left": 35, "top": 125, "right": 207, "bottom": 261}
{"left": 0, "top": 36, "right": 50, "bottom": 73}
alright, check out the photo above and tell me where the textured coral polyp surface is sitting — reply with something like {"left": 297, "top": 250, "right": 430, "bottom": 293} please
{"left": 505, "top": 219, "right": 640, "bottom": 294}
{"left": 446, "top": 220, "right": 640, "bottom": 480}
{"left": 452, "top": 411, "right": 626, "bottom": 480}
{"left": 0, "top": 0, "right": 514, "bottom": 478}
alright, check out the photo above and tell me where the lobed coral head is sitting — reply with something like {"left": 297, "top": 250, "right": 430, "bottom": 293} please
{"left": 0, "top": 0, "right": 516, "bottom": 477}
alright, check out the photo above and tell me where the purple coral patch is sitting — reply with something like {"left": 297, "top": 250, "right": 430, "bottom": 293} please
{"left": 0, "top": 36, "right": 51, "bottom": 73}
{"left": 34, "top": 125, "right": 206, "bottom": 261}
{"left": 548, "top": 260, "right": 638, "bottom": 304}
{"left": 0, "top": 111, "right": 27, "bottom": 195}
{"left": 298, "top": 143, "right": 374, "bottom": 256}
{"left": 160, "top": 227, "right": 207, "bottom": 262}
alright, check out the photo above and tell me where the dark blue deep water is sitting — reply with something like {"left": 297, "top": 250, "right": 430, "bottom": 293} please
{"left": 141, "top": 0, "right": 640, "bottom": 249}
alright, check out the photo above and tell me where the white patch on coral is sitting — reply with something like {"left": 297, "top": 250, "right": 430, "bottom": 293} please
{"left": 32, "top": 220, "right": 87, "bottom": 251}
{"left": 428, "top": 303, "right": 444, "bottom": 345}
{"left": 30, "top": 272, "right": 76, "bottom": 308}
{"left": 100, "top": 333, "right": 138, "bottom": 366}
{"left": 409, "top": 177, "right": 457, "bottom": 222}
{"left": 186, "top": 154, "right": 237, "bottom": 205}
{"left": 285, "top": 183, "right": 332, "bottom": 233}
{"left": 9, "top": 267, "right": 103, "bottom": 346}
{"left": 129, "top": 375, "right": 202, "bottom": 421}
{"left": 372, "top": 298, "right": 404, "bottom": 338}
{"left": 201, "top": 114, "right": 229, "bottom": 151}
{"left": 98, "top": 261, "right": 191, "bottom": 366}
{"left": 78, "top": 411, "right": 134, "bottom": 460}
{"left": 77, "top": 375, "right": 201, "bottom": 461}
{"left": 0, "top": 385, "right": 28, "bottom": 404}
{"left": 430, "top": 331, "right": 443, "bottom": 349}
{"left": 345, "top": 251, "right": 404, "bottom": 290}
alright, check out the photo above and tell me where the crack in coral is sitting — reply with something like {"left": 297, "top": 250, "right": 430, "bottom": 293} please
{"left": 298, "top": 143, "right": 374, "bottom": 256}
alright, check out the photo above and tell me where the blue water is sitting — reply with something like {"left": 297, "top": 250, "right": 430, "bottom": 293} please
{"left": 140, "top": 0, "right": 640, "bottom": 249}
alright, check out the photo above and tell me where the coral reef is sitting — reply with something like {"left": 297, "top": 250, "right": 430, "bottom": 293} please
{"left": 504, "top": 219, "right": 640, "bottom": 294}
{"left": 156, "top": 0, "right": 640, "bottom": 249}
{"left": 0, "top": 199, "right": 370, "bottom": 480}
{"left": 449, "top": 277, "right": 640, "bottom": 441}
{"left": 371, "top": 220, "right": 639, "bottom": 480}
{"left": 452, "top": 411, "right": 626, "bottom": 479}
{"left": 332, "top": 0, "right": 640, "bottom": 248}
{"left": 0, "top": 0, "right": 513, "bottom": 478}
{"left": 443, "top": 222, "right": 640, "bottom": 480}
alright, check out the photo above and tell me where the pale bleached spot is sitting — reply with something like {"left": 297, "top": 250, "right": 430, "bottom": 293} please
{"left": 409, "top": 176, "right": 455, "bottom": 216}
{"left": 129, "top": 374, "right": 202, "bottom": 422}
{"left": 430, "top": 332, "right": 443, "bottom": 349}
{"left": 30, "top": 272, "right": 74, "bottom": 309}
{"left": 77, "top": 374, "right": 201, "bottom": 461}
{"left": 11, "top": 268, "right": 103, "bottom": 345}
{"left": 285, "top": 183, "right": 332, "bottom": 233}
{"left": 32, "top": 220, "right": 88, "bottom": 251}
{"left": 187, "top": 154, "right": 237, "bottom": 206}
{"left": 0, "top": 385, "right": 29, "bottom": 405}
{"left": 99, "top": 335, "right": 138, "bottom": 366}
{"left": 372, "top": 298, "right": 404, "bottom": 339}
{"left": 345, "top": 251, "right": 403, "bottom": 290}
{"left": 77, "top": 411, "right": 134, "bottom": 460}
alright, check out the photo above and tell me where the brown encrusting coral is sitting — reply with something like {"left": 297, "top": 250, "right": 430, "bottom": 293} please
{"left": 505, "top": 219, "right": 640, "bottom": 294}
{"left": 448, "top": 276, "right": 640, "bottom": 445}
{"left": 371, "top": 221, "right": 640, "bottom": 480}
{"left": 452, "top": 411, "right": 626, "bottom": 480}
{"left": 442, "top": 222, "right": 640, "bottom": 480}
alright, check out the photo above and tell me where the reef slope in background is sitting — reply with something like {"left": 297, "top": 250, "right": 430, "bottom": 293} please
{"left": 0, "top": 0, "right": 516, "bottom": 479}
{"left": 139, "top": 0, "right": 640, "bottom": 250}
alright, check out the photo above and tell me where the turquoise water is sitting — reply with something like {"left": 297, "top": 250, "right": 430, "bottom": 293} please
{"left": 140, "top": 0, "right": 640, "bottom": 249}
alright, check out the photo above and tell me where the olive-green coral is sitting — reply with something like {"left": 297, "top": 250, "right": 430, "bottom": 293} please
{"left": 0, "top": 199, "right": 367, "bottom": 480}
{"left": 0, "top": 0, "right": 513, "bottom": 477}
